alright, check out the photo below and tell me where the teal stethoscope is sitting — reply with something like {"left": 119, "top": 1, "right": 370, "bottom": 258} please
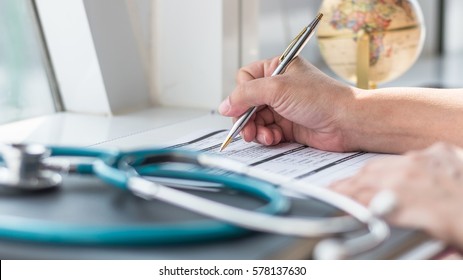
{"left": 0, "top": 143, "right": 394, "bottom": 259}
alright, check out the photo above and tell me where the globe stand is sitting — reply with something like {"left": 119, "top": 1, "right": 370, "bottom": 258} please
{"left": 356, "top": 31, "right": 376, "bottom": 90}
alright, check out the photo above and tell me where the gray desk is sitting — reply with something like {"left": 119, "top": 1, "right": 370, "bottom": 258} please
{"left": 0, "top": 173, "right": 430, "bottom": 260}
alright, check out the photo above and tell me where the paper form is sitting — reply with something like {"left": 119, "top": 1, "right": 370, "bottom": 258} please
{"left": 168, "top": 129, "right": 385, "bottom": 187}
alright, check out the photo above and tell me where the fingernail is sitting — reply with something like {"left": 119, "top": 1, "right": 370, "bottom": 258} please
{"left": 218, "top": 97, "right": 231, "bottom": 115}
{"left": 263, "top": 135, "right": 269, "bottom": 145}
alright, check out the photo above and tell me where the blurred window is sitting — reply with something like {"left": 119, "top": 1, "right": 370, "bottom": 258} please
{"left": 0, "top": 0, "right": 57, "bottom": 125}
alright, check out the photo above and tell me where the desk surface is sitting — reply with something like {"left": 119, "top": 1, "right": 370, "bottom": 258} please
{"left": 0, "top": 169, "right": 429, "bottom": 260}
{"left": 0, "top": 113, "right": 443, "bottom": 259}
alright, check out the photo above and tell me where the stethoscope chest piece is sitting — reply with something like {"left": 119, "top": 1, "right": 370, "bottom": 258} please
{"left": 0, "top": 144, "right": 61, "bottom": 191}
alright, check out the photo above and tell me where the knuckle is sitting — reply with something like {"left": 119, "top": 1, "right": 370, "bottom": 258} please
{"left": 406, "top": 143, "right": 458, "bottom": 168}
{"left": 397, "top": 158, "right": 422, "bottom": 179}
{"left": 264, "top": 58, "right": 274, "bottom": 69}
{"left": 424, "top": 142, "right": 452, "bottom": 154}
{"left": 403, "top": 156, "right": 422, "bottom": 170}
{"left": 407, "top": 151, "right": 428, "bottom": 162}
{"left": 235, "top": 71, "right": 245, "bottom": 84}
{"left": 428, "top": 142, "right": 454, "bottom": 154}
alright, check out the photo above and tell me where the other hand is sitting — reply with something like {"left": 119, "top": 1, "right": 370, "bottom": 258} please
{"left": 331, "top": 143, "right": 463, "bottom": 249}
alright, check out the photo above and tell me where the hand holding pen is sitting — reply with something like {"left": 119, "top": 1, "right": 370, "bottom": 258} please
{"left": 220, "top": 13, "right": 324, "bottom": 152}
{"left": 218, "top": 13, "right": 361, "bottom": 153}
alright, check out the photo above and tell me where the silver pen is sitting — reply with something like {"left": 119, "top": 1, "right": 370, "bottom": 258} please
{"left": 220, "top": 13, "right": 323, "bottom": 152}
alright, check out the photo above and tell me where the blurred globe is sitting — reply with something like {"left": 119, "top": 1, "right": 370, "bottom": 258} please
{"left": 317, "top": 0, "right": 425, "bottom": 87}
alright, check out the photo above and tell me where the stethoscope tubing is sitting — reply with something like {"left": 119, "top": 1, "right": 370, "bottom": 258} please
{"left": 0, "top": 145, "right": 390, "bottom": 259}
{"left": 0, "top": 147, "right": 292, "bottom": 245}
{"left": 50, "top": 147, "right": 375, "bottom": 238}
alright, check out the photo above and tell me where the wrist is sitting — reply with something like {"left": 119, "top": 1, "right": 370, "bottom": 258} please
{"left": 337, "top": 86, "right": 365, "bottom": 152}
{"left": 338, "top": 87, "right": 463, "bottom": 154}
{"left": 340, "top": 88, "right": 420, "bottom": 154}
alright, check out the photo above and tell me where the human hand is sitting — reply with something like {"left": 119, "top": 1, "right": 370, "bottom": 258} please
{"left": 331, "top": 143, "right": 463, "bottom": 249}
{"left": 218, "top": 57, "right": 357, "bottom": 152}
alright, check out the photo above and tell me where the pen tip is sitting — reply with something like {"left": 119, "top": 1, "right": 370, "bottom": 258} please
{"left": 219, "top": 137, "right": 232, "bottom": 152}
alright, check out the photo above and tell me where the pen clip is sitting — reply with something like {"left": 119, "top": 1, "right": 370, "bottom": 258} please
{"left": 279, "top": 26, "right": 307, "bottom": 63}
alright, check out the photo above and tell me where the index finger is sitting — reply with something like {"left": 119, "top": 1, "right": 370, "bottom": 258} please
{"left": 236, "top": 57, "right": 281, "bottom": 84}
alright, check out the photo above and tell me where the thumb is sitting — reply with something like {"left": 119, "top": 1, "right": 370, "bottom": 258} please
{"left": 219, "top": 76, "right": 286, "bottom": 117}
